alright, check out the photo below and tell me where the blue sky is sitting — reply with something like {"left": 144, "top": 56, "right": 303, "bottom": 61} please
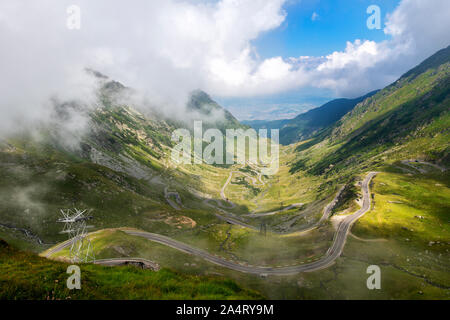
{"left": 217, "top": 0, "right": 405, "bottom": 120}
{"left": 254, "top": 0, "right": 401, "bottom": 58}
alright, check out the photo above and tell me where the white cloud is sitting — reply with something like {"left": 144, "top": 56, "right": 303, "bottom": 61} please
{"left": 0, "top": 0, "right": 290, "bottom": 135}
{"left": 384, "top": 0, "right": 450, "bottom": 58}
{"left": 302, "top": 0, "right": 450, "bottom": 96}
{"left": 311, "top": 12, "right": 319, "bottom": 21}
{"left": 0, "top": 0, "right": 449, "bottom": 135}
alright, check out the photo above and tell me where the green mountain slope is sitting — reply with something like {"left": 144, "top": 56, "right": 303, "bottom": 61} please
{"left": 0, "top": 70, "right": 273, "bottom": 299}
{"left": 187, "top": 90, "right": 248, "bottom": 132}
{"left": 0, "top": 47, "right": 449, "bottom": 301}
{"left": 280, "top": 91, "right": 379, "bottom": 145}
{"left": 290, "top": 45, "right": 450, "bottom": 176}
{"left": 0, "top": 71, "right": 247, "bottom": 247}
{"left": 243, "top": 91, "right": 378, "bottom": 145}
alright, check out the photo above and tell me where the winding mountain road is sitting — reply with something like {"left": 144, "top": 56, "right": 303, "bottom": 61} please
{"left": 242, "top": 203, "right": 303, "bottom": 218}
{"left": 401, "top": 160, "right": 446, "bottom": 173}
{"left": 219, "top": 164, "right": 268, "bottom": 208}
{"left": 219, "top": 165, "right": 306, "bottom": 218}
{"left": 164, "top": 186, "right": 183, "bottom": 211}
{"left": 46, "top": 172, "right": 378, "bottom": 275}
{"left": 122, "top": 172, "right": 377, "bottom": 274}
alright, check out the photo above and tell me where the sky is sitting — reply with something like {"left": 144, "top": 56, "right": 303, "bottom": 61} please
{"left": 222, "top": 0, "right": 403, "bottom": 119}
{"left": 254, "top": 0, "right": 401, "bottom": 58}
{"left": 0, "top": 0, "right": 449, "bottom": 131}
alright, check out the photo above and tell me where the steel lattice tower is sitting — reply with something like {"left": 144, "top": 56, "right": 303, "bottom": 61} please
{"left": 58, "top": 209, "right": 95, "bottom": 263}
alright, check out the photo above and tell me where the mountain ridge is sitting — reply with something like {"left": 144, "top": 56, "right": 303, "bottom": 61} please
{"left": 243, "top": 90, "right": 379, "bottom": 145}
{"left": 290, "top": 44, "right": 450, "bottom": 175}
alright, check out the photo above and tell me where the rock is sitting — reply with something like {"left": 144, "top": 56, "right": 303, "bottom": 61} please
{"left": 123, "top": 260, "right": 160, "bottom": 271}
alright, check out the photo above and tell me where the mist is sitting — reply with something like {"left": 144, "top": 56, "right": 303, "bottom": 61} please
{"left": 1, "top": 0, "right": 449, "bottom": 141}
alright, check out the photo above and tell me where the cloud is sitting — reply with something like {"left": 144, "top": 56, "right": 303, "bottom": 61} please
{"left": 311, "top": 12, "right": 319, "bottom": 21}
{"left": 0, "top": 0, "right": 449, "bottom": 137}
{"left": 0, "top": 0, "right": 289, "bottom": 137}
{"left": 309, "top": 39, "right": 394, "bottom": 95}
{"left": 298, "top": 0, "right": 450, "bottom": 96}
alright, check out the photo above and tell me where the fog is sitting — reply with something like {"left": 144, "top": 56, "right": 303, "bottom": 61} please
{"left": 0, "top": 0, "right": 449, "bottom": 140}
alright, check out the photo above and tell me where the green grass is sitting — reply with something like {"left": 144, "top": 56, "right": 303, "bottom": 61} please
{"left": 289, "top": 60, "right": 449, "bottom": 179}
{"left": 353, "top": 171, "right": 450, "bottom": 245}
{"left": 225, "top": 169, "right": 450, "bottom": 300}
{"left": 0, "top": 238, "right": 263, "bottom": 300}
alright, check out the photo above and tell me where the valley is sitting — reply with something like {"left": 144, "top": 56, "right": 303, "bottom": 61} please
{"left": 0, "top": 45, "right": 449, "bottom": 300}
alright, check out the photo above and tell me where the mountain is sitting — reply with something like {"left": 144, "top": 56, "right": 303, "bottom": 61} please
{"left": 279, "top": 91, "right": 379, "bottom": 145}
{"left": 0, "top": 47, "right": 449, "bottom": 301}
{"left": 290, "top": 45, "right": 450, "bottom": 175}
{"left": 0, "top": 71, "right": 247, "bottom": 245}
{"left": 187, "top": 90, "right": 248, "bottom": 132}
{"left": 243, "top": 91, "right": 378, "bottom": 145}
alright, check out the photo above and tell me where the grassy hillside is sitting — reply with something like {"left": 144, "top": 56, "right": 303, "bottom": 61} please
{"left": 0, "top": 47, "right": 449, "bottom": 300}
{"left": 0, "top": 73, "right": 255, "bottom": 250}
{"left": 243, "top": 91, "right": 378, "bottom": 145}
{"left": 42, "top": 166, "right": 450, "bottom": 300}
{"left": 227, "top": 168, "right": 449, "bottom": 300}
{"left": 187, "top": 90, "right": 248, "bottom": 132}
{"left": 279, "top": 91, "right": 379, "bottom": 145}
{"left": 0, "top": 239, "right": 262, "bottom": 300}
{"left": 290, "top": 45, "right": 450, "bottom": 177}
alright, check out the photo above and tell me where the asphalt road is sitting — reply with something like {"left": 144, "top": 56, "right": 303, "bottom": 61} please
{"left": 242, "top": 203, "right": 304, "bottom": 218}
{"left": 46, "top": 172, "right": 378, "bottom": 275}
{"left": 401, "top": 159, "right": 446, "bottom": 173}
{"left": 164, "top": 186, "right": 183, "bottom": 211}
{"left": 219, "top": 166, "right": 303, "bottom": 218}
{"left": 123, "top": 172, "right": 378, "bottom": 275}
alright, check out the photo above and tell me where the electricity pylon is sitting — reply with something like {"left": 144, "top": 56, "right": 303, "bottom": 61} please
{"left": 58, "top": 209, "right": 95, "bottom": 263}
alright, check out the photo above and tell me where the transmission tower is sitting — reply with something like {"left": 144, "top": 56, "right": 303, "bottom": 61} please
{"left": 57, "top": 209, "right": 95, "bottom": 263}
